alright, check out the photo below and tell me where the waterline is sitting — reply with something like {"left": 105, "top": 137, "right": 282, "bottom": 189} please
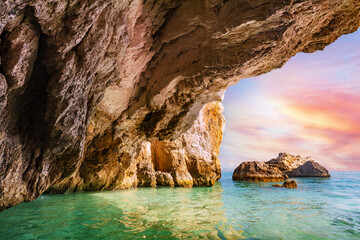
{"left": 0, "top": 172, "right": 359, "bottom": 239}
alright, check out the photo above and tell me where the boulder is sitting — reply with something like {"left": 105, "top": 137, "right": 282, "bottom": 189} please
{"left": 266, "top": 153, "right": 308, "bottom": 171}
{"left": 155, "top": 172, "right": 175, "bottom": 187}
{"left": 272, "top": 180, "right": 298, "bottom": 189}
{"left": 266, "top": 153, "right": 330, "bottom": 177}
{"left": 232, "top": 161, "right": 288, "bottom": 182}
{"left": 286, "top": 161, "right": 330, "bottom": 177}
{"left": 136, "top": 162, "right": 156, "bottom": 187}
{"left": 282, "top": 180, "right": 298, "bottom": 189}
{"left": 233, "top": 153, "right": 330, "bottom": 182}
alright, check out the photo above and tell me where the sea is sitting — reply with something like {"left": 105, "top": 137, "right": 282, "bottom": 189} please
{"left": 0, "top": 171, "right": 359, "bottom": 240}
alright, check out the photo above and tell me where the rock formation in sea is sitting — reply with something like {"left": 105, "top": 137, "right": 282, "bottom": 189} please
{"left": 155, "top": 172, "right": 175, "bottom": 187}
{"left": 266, "top": 153, "right": 308, "bottom": 172}
{"left": 286, "top": 161, "right": 330, "bottom": 177}
{"left": 232, "top": 161, "right": 288, "bottom": 182}
{"left": 272, "top": 180, "right": 298, "bottom": 189}
{"left": 1, "top": 0, "right": 358, "bottom": 210}
{"left": 233, "top": 153, "right": 330, "bottom": 181}
{"left": 267, "top": 153, "right": 331, "bottom": 177}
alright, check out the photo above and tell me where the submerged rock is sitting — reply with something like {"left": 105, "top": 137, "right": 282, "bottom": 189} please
{"left": 282, "top": 180, "right": 298, "bottom": 189}
{"left": 272, "top": 180, "right": 298, "bottom": 189}
{"left": 286, "top": 161, "right": 330, "bottom": 177}
{"left": 232, "top": 161, "right": 288, "bottom": 182}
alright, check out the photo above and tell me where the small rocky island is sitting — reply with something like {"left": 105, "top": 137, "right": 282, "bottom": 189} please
{"left": 233, "top": 153, "right": 330, "bottom": 181}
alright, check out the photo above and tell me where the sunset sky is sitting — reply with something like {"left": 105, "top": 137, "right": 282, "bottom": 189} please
{"left": 220, "top": 29, "right": 360, "bottom": 171}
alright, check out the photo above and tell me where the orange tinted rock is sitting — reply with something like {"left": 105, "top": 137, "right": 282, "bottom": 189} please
{"left": 137, "top": 162, "right": 156, "bottom": 187}
{"left": 233, "top": 161, "right": 288, "bottom": 182}
{"left": 152, "top": 101, "right": 224, "bottom": 187}
{"left": 155, "top": 172, "right": 175, "bottom": 187}
{"left": 235, "top": 153, "right": 330, "bottom": 184}
{"left": 282, "top": 180, "right": 298, "bottom": 189}
{"left": 272, "top": 180, "right": 298, "bottom": 188}
{"left": 266, "top": 153, "right": 308, "bottom": 172}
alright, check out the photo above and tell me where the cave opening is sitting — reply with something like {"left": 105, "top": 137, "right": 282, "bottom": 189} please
{"left": 0, "top": 1, "right": 360, "bottom": 238}
{"left": 219, "top": 29, "right": 360, "bottom": 173}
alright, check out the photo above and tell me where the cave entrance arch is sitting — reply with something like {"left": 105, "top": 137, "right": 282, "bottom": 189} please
{"left": 219, "top": 29, "right": 360, "bottom": 172}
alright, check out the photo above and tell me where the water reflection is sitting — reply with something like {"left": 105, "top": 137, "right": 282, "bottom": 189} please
{"left": 0, "top": 172, "right": 359, "bottom": 239}
{"left": 0, "top": 184, "right": 243, "bottom": 239}
{"left": 94, "top": 185, "right": 245, "bottom": 239}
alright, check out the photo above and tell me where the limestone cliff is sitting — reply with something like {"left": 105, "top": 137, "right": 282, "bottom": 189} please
{"left": 0, "top": 0, "right": 359, "bottom": 210}
{"left": 49, "top": 101, "right": 223, "bottom": 191}
{"left": 151, "top": 101, "right": 224, "bottom": 187}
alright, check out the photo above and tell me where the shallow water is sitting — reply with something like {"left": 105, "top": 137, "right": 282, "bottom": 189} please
{"left": 0, "top": 171, "right": 359, "bottom": 239}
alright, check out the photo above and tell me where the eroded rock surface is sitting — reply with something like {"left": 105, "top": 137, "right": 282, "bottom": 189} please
{"left": 232, "top": 161, "right": 288, "bottom": 182}
{"left": 47, "top": 101, "right": 224, "bottom": 191}
{"left": 152, "top": 101, "right": 224, "bottom": 187}
{"left": 155, "top": 172, "right": 175, "bottom": 187}
{"left": 267, "top": 153, "right": 330, "bottom": 177}
{"left": 286, "top": 161, "right": 330, "bottom": 177}
{"left": 266, "top": 153, "right": 308, "bottom": 172}
{"left": 233, "top": 153, "right": 330, "bottom": 182}
{"left": 272, "top": 180, "right": 298, "bottom": 189}
{"left": 1, "top": 0, "right": 359, "bottom": 209}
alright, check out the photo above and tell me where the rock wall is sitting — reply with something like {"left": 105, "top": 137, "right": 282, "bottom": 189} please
{"left": 152, "top": 101, "right": 224, "bottom": 187}
{"left": 0, "top": 0, "right": 360, "bottom": 210}
{"left": 48, "top": 101, "right": 224, "bottom": 192}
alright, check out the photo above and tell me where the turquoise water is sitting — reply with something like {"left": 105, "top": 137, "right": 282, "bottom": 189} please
{"left": 0, "top": 171, "right": 359, "bottom": 239}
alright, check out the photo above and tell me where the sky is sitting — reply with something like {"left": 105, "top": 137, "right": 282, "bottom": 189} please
{"left": 219, "top": 29, "right": 360, "bottom": 171}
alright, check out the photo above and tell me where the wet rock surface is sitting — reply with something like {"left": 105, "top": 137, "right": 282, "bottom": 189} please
{"left": 282, "top": 180, "right": 298, "bottom": 189}
{"left": 272, "top": 180, "right": 298, "bottom": 189}
{"left": 0, "top": 0, "right": 358, "bottom": 209}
